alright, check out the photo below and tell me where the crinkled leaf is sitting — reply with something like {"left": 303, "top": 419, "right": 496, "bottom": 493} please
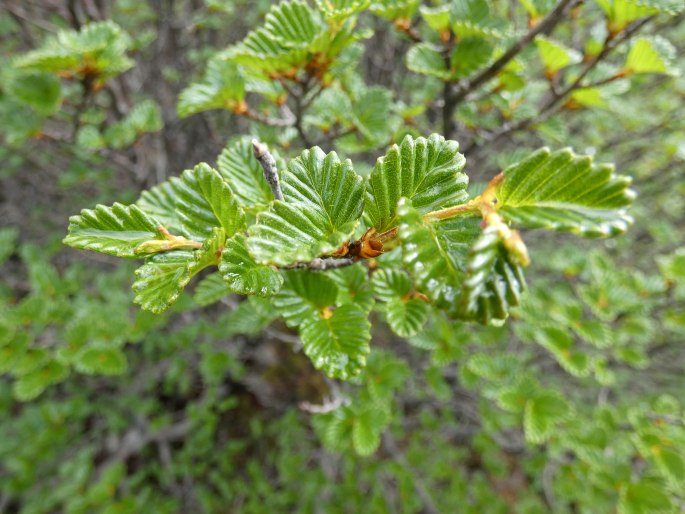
{"left": 171, "top": 163, "right": 246, "bottom": 241}
{"left": 450, "top": 0, "right": 509, "bottom": 38}
{"left": 524, "top": 390, "right": 571, "bottom": 443}
{"left": 7, "top": 72, "right": 62, "bottom": 115}
{"left": 618, "top": 480, "right": 672, "bottom": 514}
{"left": 370, "top": 0, "right": 421, "bottom": 20}
{"left": 264, "top": 0, "right": 324, "bottom": 49}
{"left": 219, "top": 234, "right": 283, "bottom": 296}
{"left": 495, "top": 148, "right": 635, "bottom": 237}
{"left": 177, "top": 59, "right": 245, "bottom": 118}
{"left": 366, "top": 134, "right": 468, "bottom": 233}
{"left": 75, "top": 347, "right": 128, "bottom": 375}
{"left": 420, "top": 5, "right": 451, "bottom": 32}
{"left": 216, "top": 136, "right": 275, "bottom": 213}
{"left": 133, "top": 229, "right": 224, "bottom": 313}
{"left": 456, "top": 225, "right": 527, "bottom": 324}
{"left": 272, "top": 270, "right": 339, "bottom": 327}
{"left": 13, "top": 21, "right": 133, "bottom": 80}
{"left": 372, "top": 269, "right": 411, "bottom": 302}
{"left": 300, "top": 304, "right": 371, "bottom": 379}
{"left": 406, "top": 43, "right": 451, "bottom": 80}
{"left": 450, "top": 37, "right": 493, "bottom": 77}
{"left": 535, "top": 36, "right": 582, "bottom": 73}
{"left": 248, "top": 147, "right": 364, "bottom": 266}
{"left": 398, "top": 201, "right": 480, "bottom": 309}
{"left": 315, "top": 0, "right": 371, "bottom": 21}
{"left": 352, "top": 408, "right": 386, "bottom": 456}
{"left": 386, "top": 298, "right": 430, "bottom": 337}
{"left": 625, "top": 36, "right": 678, "bottom": 75}
{"left": 136, "top": 181, "right": 184, "bottom": 235}
{"left": 330, "top": 264, "right": 375, "bottom": 311}
{"left": 193, "top": 274, "right": 232, "bottom": 306}
{"left": 12, "top": 361, "right": 68, "bottom": 401}
{"left": 64, "top": 203, "right": 164, "bottom": 258}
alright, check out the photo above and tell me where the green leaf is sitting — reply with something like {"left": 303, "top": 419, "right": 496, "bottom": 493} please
{"left": 219, "top": 234, "right": 283, "bottom": 296}
{"left": 0, "top": 227, "right": 19, "bottom": 265}
{"left": 406, "top": 43, "right": 451, "bottom": 80}
{"left": 315, "top": 0, "right": 371, "bottom": 22}
{"left": 365, "top": 134, "right": 468, "bottom": 233}
{"left": 372, "top": 269, "right": 411, "bottom": 301}
{"left": 420, "top": 5, "right": 451, "bottom": 32}
{"left": 535, "top": 36, "right": 582, "bottom": 73}
{"left": 12, "top": 361, "right": 68, "bottom": 401}
{"left": 300, "top": 304, "right": 371, "bottom": 379}
{"left": 216, "top": 136, "right": 275, "bottom": 213}
{"left": 524, "top": 390, "right": 571, "bottom": 443}
{"left": 398, "top": 201, "right": 480, "bottom": 309}
{"left": 133, "top": 229, "right": 224, "bottom": 313}
{"left": 450, "top": 37, "right": 494, "bottom": 77}
{"left": 625, "top": 36, "right": 678, "bottom": 76}
{"left": 248, "top": 147, "right": 364, "bottom": 266}
{"left": 177, "top": 59, "right": 245, "bottom": 118}
{"left": 531, "top": 324, "right": 591, "bottom": 377}
{"left": 370, "top": 0, "right": 421, "bottom": 20}
{"left": 7, "top": 72, "right": 62, "bottom": 115}
{"left": 171, "top": 163, "right": 246, "bottom": 241}
{"left": 386, "top": 298, "right": 430, "bottom": 337}
{"left": 352, "top": 408, "right": 386, "bottom": 456}
{"left": 456, "top": 225, "right": 527, "bottom": 324}
{"left": 330, "top": 264, "right": 375, "bottom": 311}
{"left": 64, "top": 203, "right": 164, "bottom": 258}
{"left": 136, "top": 181, "right": 184, "bottom": 235}
{"left": 264, "top": 0, "right": 324, "bottom": 49}
{"left": 193, "top": 274, "right": 232, "bottom": 306}
{"left": 273, "top": 270, "right": 339, "bottom": 327}
{"left": 75, "top": 347, "right": 128, "bottom": 375}
{"left": 13, "top": 21, "right": 133, "bottom": 80}
{"left": 450, "top": 0, "right": 508, "bottom": 39}
{"left": 495, "top": 148, "right": 635, "bottom": 237}
{"left": 618, "top": 480, "right": 672, "bottom": 514}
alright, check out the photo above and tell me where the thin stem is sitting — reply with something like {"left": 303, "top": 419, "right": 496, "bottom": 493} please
{"left": 448, "top": 0, "right": 581, "bottom": 109}
{"left": 252, "top": 139, "right": 284, "bottom": 201}
{"left": 422, "top": 200, "right": 482, "bottom": 221}
{"left": 284, "top": 258, "right": 355, "bottom": 271}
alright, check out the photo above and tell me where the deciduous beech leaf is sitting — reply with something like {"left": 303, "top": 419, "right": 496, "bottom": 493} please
{"left": 420, "top": 5, "right": 451, "bottom": 32}
{"left": 625, "top": 36, "right": 678, "bottom": 75}
{"left": 315, "top": 0, "right": 371, "bottom": 21}
{"left": 248, "top": 147, "right": 364, "bottom": 266}
{"left": 193, "top": 274, "right": 231, "bottom": 306}
{"left": 13, "top": 21, "right": 133, "bottom": 79}
{"left": 518, "top": 0, "right": 556, "bottom": 18}
{"left": 330, "top": 264, "right": 375, "bottom": 311}
{"left": 450, "top": 37, "right": 493, "bottom": 77}
{"left": 524, "top": 390, "right": 571, "bottom": 443}
{"left": 272, "top": 270, "right": 339, "bottom": 327}
{"left": 456, "top": 225, "right": 526, "bottom": 324}
{"left": 171, "top": 163, "right": 246, "bottom": 241}
{"left": 531, "top": 324, "right": 591, "bottom": 377}
{"left": 406, "top": 43, "right": 451, "bottom": 80}
{"left": 300, "top": 304, "right": 371, "bottom": 379}
{"left": 216, "top": 136, "right": 275, "bottom": 213}
{"left": 370, "top": 0, "right": 421, "bottom": 20}
{"left": 398, "top": 201, "right": 480, "bottom": 309}
{"left": 7, "top": 72, "right": 62, "bottom": 115}
{"left": 352, "top": 407, "right": 386, "bottom": 456}
{"left": 64, "top": 203, "right": 164, "bottom": 258}
{"left": 221, "top": 27, "right": 310, "bottom": 73}
{"left": 366, "top": 134, "right": 468, "bottom": 233}
{"left": 133, "top": 229, "right": 224, "bottom": 313}
{"left": 219, "top": 234, "right": 283, "bottom": 296}
{"left": 618, "top": 480, "right": 672, "bottom": 514}
{"left": 264, "top": 0, "right": 324, "bottom": 49}
{"left": 494, "top": 148, "right": 635, "bottom": 237}
{"left": 595, "top": 0, "right": 668, "bottom": 33}
{"left": 12, "top": 361, "right": 68, "bottom": 401}
{"left": 75, "top": 347, "right": 128, "bottom": 375}
{"left": 372, "top": 269, "right": 411, "bottom": 302}
{"left": 386, "top": 298, "right": 430, "bottom": 337}
{"left": 177, "top": 59, "right": 245, "bottom": 118}
{"left": 136, "top": 181, "right": 185, "bottom": 235}
{"left": 450, "top": 0, "right": 508, "bottom": 38}
{"left": 535, "top": 36, "right": 582, "bottom": 73}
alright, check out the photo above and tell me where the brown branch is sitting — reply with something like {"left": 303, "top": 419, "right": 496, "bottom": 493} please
{"left": 464, "top": 16, "right": 655, "bottom": 153}
{"left": 252, "top": 139, "right": 284, "bottom": 201}
{"left": 448, "top": 0, "right": 581, "bottom": 108}
{"left": 284, "top": 258, "right": 355, "bottom": 271}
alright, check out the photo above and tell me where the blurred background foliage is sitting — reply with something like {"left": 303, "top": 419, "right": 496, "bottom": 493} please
{"left": 0, "top": 0, "right": 684, "bottom": 512}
